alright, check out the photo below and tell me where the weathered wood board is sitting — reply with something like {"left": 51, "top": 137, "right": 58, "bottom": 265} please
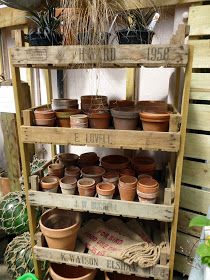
{"left": 185, "top": 133, "right": 210, "bottom": 160}
{"left": 0, "top": 7, "right": 28, "bottom": 28}
{"left": 178, "top": 209, "right": 202, "bottom": 238}
{"left": 190, "top": 73, "right": 210, "bottom": 100}
{"left": 187, "top": 104, "right": 210, "bottom": 131}
{"left": 29, "top": 190, "right": 174, "bottom": 222}
{"left": 190, "top": 40, "right": 210, "bottom": 69}
{"left": 176, "top": 232, "right": 199, "bottom": 257}
{"left": 10, "top": 45, "right": 188, "bottom": 68}
{"left": 174, "top": 253, "right": 192, "bottom": 276}
{"left": 188, "top": 5, "right": 210, "bottom": 36}
{"left": 20, "top": 126, "right": 180, "bottom": 152}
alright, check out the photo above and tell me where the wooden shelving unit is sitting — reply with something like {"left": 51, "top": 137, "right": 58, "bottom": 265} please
{"left": 10, "top": 44, "right": 193, "bottom": 280}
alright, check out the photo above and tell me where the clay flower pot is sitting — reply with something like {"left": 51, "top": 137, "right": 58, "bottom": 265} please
{"left": 137, "top": 177, "right": 159, "bottom": 194}
{"left": 118, "top": 175, "right": 137, "bottom": 201}
{"left": 48, "top": 163, "right": 64, "bottom": 178}
{"left": 102, "top": 171, "right": 119, "bottom": 187}
{"left": 35, "top": 117, "right": 56, "bottom": 127}
{"left": 120, "top": 169, "right": 135, "bottom": 177}
{"left": 79, "top": 152, "right": 100, "bottom": 168}
{"left": 140, "top": 112, "right": 170, "bottom": 132}
{"left": 101, "top": 155, "right": 130, "bottom": 171}
{"left": 88, "top": 112, "right": 111, "bottom": 129}
{"left": 96, "top": 182, "right": 115, "bottom": 199}
{"left": 58, "top": 153, "right": 79, "bottom": 167}
{"left": 111, "top": 107, "right": 139, "bottom": 130}
{"left": 70, "top": 114, "right": 88, "bottom": 128}
{"left": 77, "top": 178, "right": 96, "bottom": 197}
{"left": 52, "top": 99, "right": 78, "bottom": 111}
{"left": 132, "top": 156, "right": 156, "bottom": 176}
{"left": 55, "top": 109, "right": 81, "bottom": 127}
{"left": 119, "top": 175, "right": 138, "bottom": 189}
{"left": 138, "top": 174, "right": 153, "bottom": 180}
{"left": 40, "top": 176, "right": 59, "bottom": 193}
{"left": 137, "top": 190, "right": 159, "bottom": 204}
{"left": 81, "top": 166, "right": 105, "bottom": 184}
{"left": 65, "top": 166, "right": 81, "bottom": 180}
{"left": 34, "top": 108, "right": 56, "bottom": 127}
{"left": 60, "top": 176, "right": 77, "bottom": 195}
{"left": 49, "top": 263, "right": 97, "bottom": 280}
{"left": 40, "top": 208, "right": 81, "bottom": 250}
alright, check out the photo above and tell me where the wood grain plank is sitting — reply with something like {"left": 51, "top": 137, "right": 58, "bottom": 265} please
{"left": 180, "top": 186, "right": 210, "bottom": 214}
{"left": 178, "top": 209, "right": 202, "bottom": 238}
{"left": 182, "top": 160, "right": 210, "bottom": 189}
{"left": 10, "top": 45, "right": 189, "bottom": 68}
{"left": 185, "top": 133, "right": 210, "bottom": 160}
{"left": 174, "top": 253, "right": 192, "bottom": 276}
{"left": 20, "top": 126, "right": 180, "bottom": 152}
{"left": 0, "top": 7, "right": 28, "bottom": 28}
{"left": 190, "top": 40, "right": 210, "bottom": 69}
{"left": 189, "top": 5, "right": 210, "bottom": 36}
{"left": 176, "top": 232, "right": 199, "bottom": 257}
{"left": 190, "top": 73, "right": 210, "bottom": 100}
{"left": 187, "top": 104, "right": 210, "bottom": 131}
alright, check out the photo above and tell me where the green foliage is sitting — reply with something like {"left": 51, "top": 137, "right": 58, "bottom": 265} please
{"left": 189, "top": 216, "right": 210, "bottom": 228}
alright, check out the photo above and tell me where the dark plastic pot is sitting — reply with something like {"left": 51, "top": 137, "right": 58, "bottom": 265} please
{"left": 25, "top": 33, "right": 62, "bottom": 46}
{"left": 116, "top": 29, "right": 154, "bottom": 45}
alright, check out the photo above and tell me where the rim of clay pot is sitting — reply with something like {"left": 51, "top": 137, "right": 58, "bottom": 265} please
{"left": 96, "top": 182, "right": 115, "bottom": 196}
{"left": 138, "top": 184, "right": 159, "bottom": 194}
{"left": 49, "top": 263, "right": 97, "bottom": 280}
{"left": 65, "top": 166, "right": 80, "bottom": 175}
{"left": 55, "top": 109, "right": 81, "bottom": 119}
{"left": 119, "top": 175, "right": 138, "bottom": 186}
{"left": 101, "top": 155, "right": 130, "bottom": 170}
{"left": 140, "top": 112, "right": 170, "bottom": 120}
{"left": 80, "top": 152, "right": 98, "bottom": 161}
{"left": 40, "top": 208, "right": 81, "bottom": 237}
{"left": 41, "top": 176, "right": 59, "bottom": 189}
{"left": 34, "top": 107, "right": 53, "bottom": 113}
{"left": 88, "top": 112, "right": 111, "bottom": 119}
{"left": 58, "top": 153, "right": 79, "bottom": 163}
{"left": 81, "top": 166, "right": 105, "bottom": 178}
{"left": 111, "top": 107, "right": 139, "bottom": 119}
{"left": 138, "top": 177, "right": 159, "bottom": 188}
{"left": 48, "top": 163, "right": 64, "bottom": 171}
{"left": 77, "top": 178, "right": 96, "bottom": 188}
{"left": 60, "top": 176, "right": 77, "bottom": 185}
{"left": 70, "top": 114, "right": 88, "bottom": 120}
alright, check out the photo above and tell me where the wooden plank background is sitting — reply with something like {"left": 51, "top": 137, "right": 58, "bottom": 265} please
{"left": 175, "top": 4, "right": 210, "bottom": 276}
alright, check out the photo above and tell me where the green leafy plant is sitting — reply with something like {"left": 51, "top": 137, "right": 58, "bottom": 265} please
{"left": 190, "top": 216, "right": 210, "bottom": 267}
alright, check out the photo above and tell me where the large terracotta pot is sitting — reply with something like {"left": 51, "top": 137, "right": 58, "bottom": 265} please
{"left": 58, "top": 153, "right": 79, "bottom": 167}
{"left": 79, "top": 153, "right": 99, "bottom": 168}
{"left": 111, "top": 108, "right": 139, "bottom": 130}
{"left": 34, "top": 108, "right": 56, "bottom": 127}
{"left": 88, "top": 112, "right": 111, "bottom": 129}
{"left": 49, "top": 263, "right": 97, "bottom": 280}
{"left": 55, "top": 109, "right": 81, "bottom": 127}
{"left": 101, "top": 155, "right": 130, "bottom": 171}
{"left": 140, "top": 112, "right": 170, "bottom": 132}
{"left": 132, "top": 156, "right": 156, "bottom": 176}
{"left": 40, "top": 209, "right": 81, "bottom": 250}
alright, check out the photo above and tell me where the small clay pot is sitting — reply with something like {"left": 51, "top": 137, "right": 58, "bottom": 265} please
{"left": 111, "top": 107, "right": 139, "bottom": 130}
{"left": 120, "top": 169, "right": 135, "bottom": 177}
{"left": 55, "top": 109, "right": 81, "bottom": 127}
{"left": 58, "top": 153, "right": 79, "bottom": 167}
{"left": 101, "top": 155, "right": 130, "bottom": 170}
{"left": 88, "top": 112, "right": 111, "bottom": 129}
{"left": 48, "top": 163, "right": 64, "bottom": 178}
{"left": 79, "top": 152, "right": 100, "bottom": 168}
{"left": 40, "top": 208, "right": 81, "bottom": 250}
{"left": 0, "top": 177, "right": 11, "bottom": 196}
{"left": 35, "top": 117, "right": 56, "bottom": 127}
{"left": 70, "top": 114, "right": 88, "bottom": 128}
{"left": 96, "top": 182, "right": 115, "bottom": 199}
{"left": 140, "top": 112, "right": 170, "bottom": 132}
{"left": 102, "top": 171, "right": 119, "bottom": 187}
{"left": 119, "top": 175, "right": 138, "bottom": 189}
{"left": 49, "top": 263, "right": 97, "bottom": 280}
{"left": 60, "top": 176, "right": 77, "bottom": 195}
{"left": 81, "top": 166, "right": 105, "bottom": 184}
{"left": 137, "top": 189, "right": 159, "bottom": 204}
{"left": 34, "top": 107, "right": 55, "bottom": 119}
{"left": 118, "top": 184, "right": 136, "bottom": 201}
{"left": 52, "top": 99, "right": 78, "bottom": 111}
{"left": 65, "top": 166, "right": 81, "bottom": 180}
{"left": 40, "top": 176, "right": 59, "bottom": 193}
{"left": 109, "top": 100, "right": 135, "bottom": 109}
{"left": 77, "top": 178, "right": 96, "bottom": 197}
{"left": 132, "top": 156, "right": 156, "bottom": 176}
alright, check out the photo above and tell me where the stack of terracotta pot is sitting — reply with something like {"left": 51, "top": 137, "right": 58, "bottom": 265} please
{"left": 34, "top": 107, "right": 56, "bottom": 126}
{"left": 70, "top": 114, "right": 88, "bottom": 128}
{"left": 118, "top": 175, "right": 138, "bottom": 201}
{"left": 137, "top": 177, "right": 159, "bottom": 204}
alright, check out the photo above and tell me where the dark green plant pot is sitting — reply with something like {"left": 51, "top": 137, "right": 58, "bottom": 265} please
{"left": 25, "top": 33, "right": 62, "bottom": 46}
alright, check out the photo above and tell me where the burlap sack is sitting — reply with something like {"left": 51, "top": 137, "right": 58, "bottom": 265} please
{"left": 78, "top": 218, "right": 166, "bottom": 268}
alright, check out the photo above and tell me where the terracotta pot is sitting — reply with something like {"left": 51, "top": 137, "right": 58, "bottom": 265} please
{"left": 55, "top": 109, "right": 81, "bottom": 127}
{"left": 132, "top": 156, "right": 156, "bottom": 176}
{"left": 109, "top": 100, "right": 135, "bottom": 109}
{"left": 140, "top": 112, "right": 170, "bottom": 132}
{"left": 96, "top": 182, "right": 115, "bottom": 199}
{"left": 102, "top": 171, "right": 119, "bottom": 187}
{"left": 40, "top": 208, "right": 81, "bottom": 250}
{"left": 119, "top": 175, "right": 138, "bottom": 189}
{"left": 77, "top": 178, "right": 96, "bottom": 197}
{"left": 138, "top": 174, "right": 153, "bottom": 180}
{"left": 81, "top": 95, "right": 108, "bottom": 112}
{"left": 0, "top": 177, "right": 11, "bottom": 196}
{"left": 52, "top": 99, "right": 78, "bottom": 111}
{"left": 49, "top": 263, "right": 96, "bottom": 280}
{"left": 120, "top": 169, "right": 135, "bottom": 177}
{"left": 118, "top": 184, "right": 136, "bottom": 201}
{"left": 79, "top": 153, "right": 100, "bottom": 168}
{"left": 137, "top": 189, "right": 159, "bottom": 204}
{"left": 40, "top": 176, "right": 59, "bottom": 192}
{"left": 65, "top": 166, "right": 81, "bottom": 180}
{"left": 70, "top": 114, "right": 88, "bottom": 128}
{"left": 111, "top": 108, "right": 139, "bottom": 130}
{"left": 101, "top": 155, "right": 130, "bottom": 170}
{"left": 105, "top": 272, "right": 143, "bottom": 280}
{"left": 58, "top": 153, "right": 79, "bottom": 167}
{"left": 34, "top": 107, "right": 55, "bottom": 119}
{"left": 88, "top": 112, "right": 111, "bottom": 129}
{"left": 48, "top": 163, "right": 64, "bottom": 178}
{"left": 35, "top": 117, "right": 56, "bottom": 127}
{"left": 137, "top": 101, "right": 168, "bottom": 113}
{"left": 60, "top": 176, "right": 77, "bottom": 195}
{"left": 81, "top": 166, "right": 105, "bottom": 184}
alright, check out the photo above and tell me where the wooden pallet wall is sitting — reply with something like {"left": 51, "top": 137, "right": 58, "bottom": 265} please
{"left": 175, "top": 4, "right": 210, "bottom": 275}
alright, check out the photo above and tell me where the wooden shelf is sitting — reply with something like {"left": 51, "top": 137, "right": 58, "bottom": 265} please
{"left": 20, "top": 126, "right": 180, "bottom": 152}
{"left": 29, "top": 190, "right": 174, "bottom": 222}
{"left": 10, "top": 45, "right": 188, "bottom": 69}
{"left": 33, "top": 245, "right": 169, "bottom": 280}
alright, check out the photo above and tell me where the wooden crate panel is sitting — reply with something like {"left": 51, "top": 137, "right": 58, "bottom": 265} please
{"left": 190, "top": 73, "right": 210, "bottom": 100}
{"left": 0, "top": 7, "right": 28, "bottom": 28}
{"left": 174, "top": 253, "right": 192, "bottom": 276}
{"left": 187, "top": 104, "right": 210, "bottom": 131}
{"left": 176, "top": 232, "right": 199, "bottom": 257}
{"left": 182, "top": 160, "right": 210, "bottom": 189}
{"left": 10, "top": 45, "right": 188, "bottom": 69}
{"left": 20, "top": 126, "right": 180, "bottom": 152}
{"left": 34, "top": 246, "right": 169, "bottom": 280}
{"left": 189, "top": 5, "right": 210, "bottom": 36}
{"left": 180, "top": 186, "right": 210, "bottom": 214}
{"left": 178, "top": 209, "right": 202, "bottom": 238}
{"left": 29, "top": 190, "right": 174, "bottom": 222}
{"left": 190, "top": 40, "right": 210, "bottom": 69}
{"left": 185, "top": 133, "right": 210, "bottom": 160}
